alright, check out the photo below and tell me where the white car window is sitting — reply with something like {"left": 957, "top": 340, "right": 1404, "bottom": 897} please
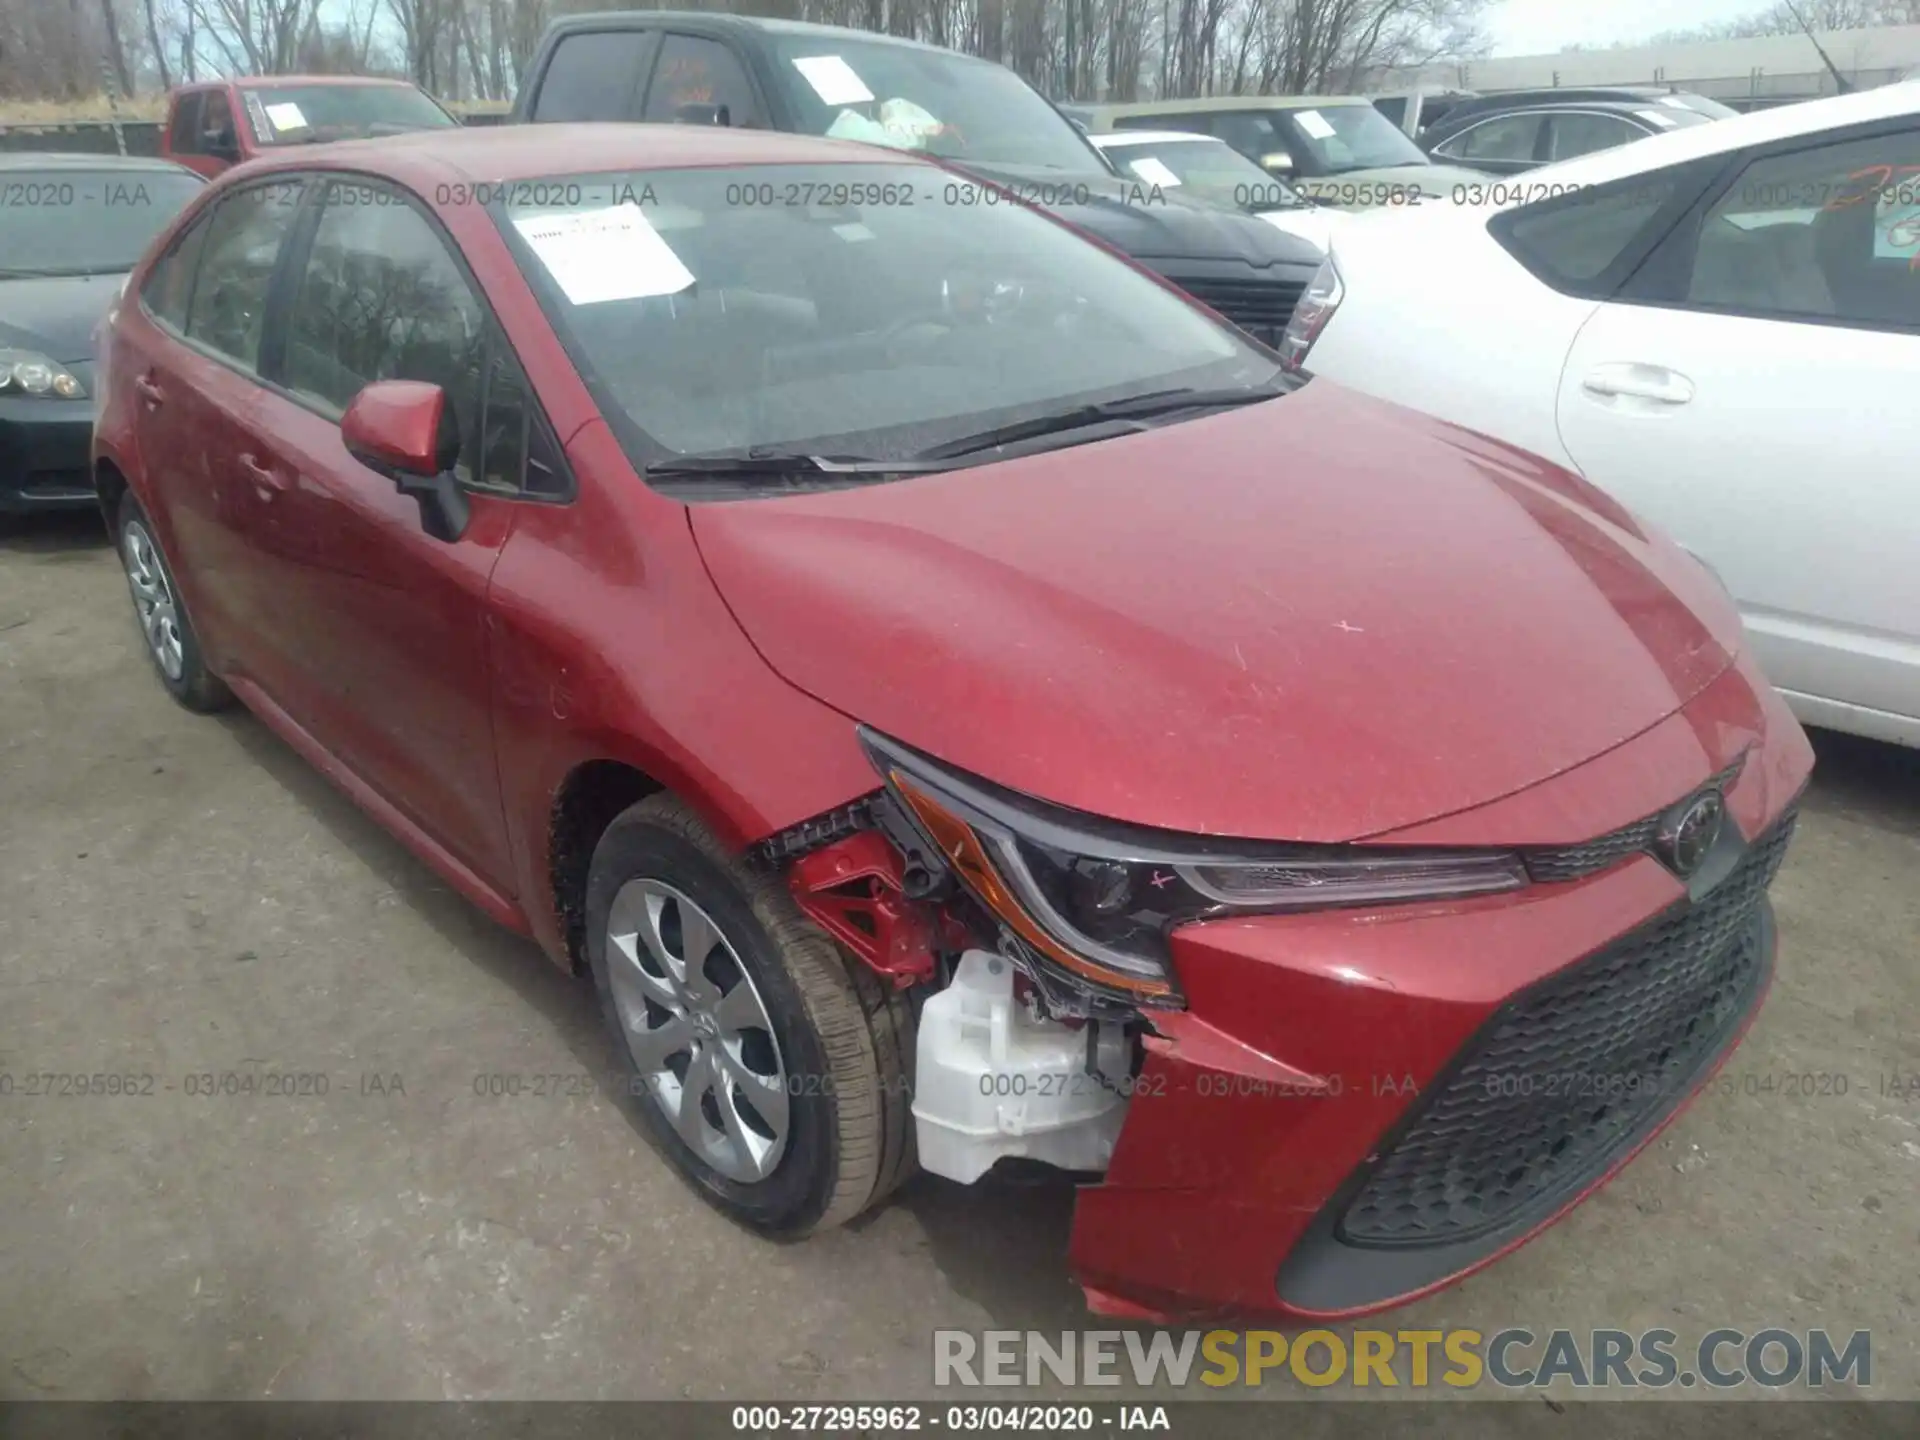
{"left": 1686, "top": 127, "right": 1920, "bottom": 326}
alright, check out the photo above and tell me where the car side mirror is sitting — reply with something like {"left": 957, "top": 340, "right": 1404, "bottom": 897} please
{"left": 341, "top": 380, "right": 470, "bottom": 543}
{"left": 1261, "top": 151, "right": 1296, "bottom": 176}
{"left": 675, "top": 102, "right": 730, "bottom": 126}
{"left": 203, "top": 130, "right": 239, "bottom": 161}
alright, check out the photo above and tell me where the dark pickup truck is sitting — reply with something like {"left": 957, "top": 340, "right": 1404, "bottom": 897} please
{"left": 510, "top": 12, "right": 1320, "bottom": 345}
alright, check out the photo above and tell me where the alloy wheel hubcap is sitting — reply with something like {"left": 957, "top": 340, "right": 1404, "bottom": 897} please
{"left": 606, "top": 879, "right": 790, "bottom": 1182}
{"left": 123, "top": 522, "right": 185, "bottom": 681}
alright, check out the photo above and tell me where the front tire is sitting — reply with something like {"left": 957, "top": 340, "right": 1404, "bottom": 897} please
{"left": 116, "top": 490, "right": 231, "bottom": 713}
{"left": 585, "top": 794, "right": 915, "bottom": 1235}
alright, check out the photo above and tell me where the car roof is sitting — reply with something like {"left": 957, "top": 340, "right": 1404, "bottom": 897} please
{"left": 219, "top": 121, "right": 918, "bottom": 190}
{"left": 1088, "top": 95, "right": 1375, "bottom": 117}
{"left": 1431, "top": 98, "right": 1698, "bottom": 133}
{"left": 547, "top": 9, "right": 968, "bottom": 58}
{"left": 0, "top": 151, "right": 203, "bottom": 176}
{"left": 1517, "top": 81, "right": 1920, "bottom": 191}
{"left": 231, "top": 75, "right": 424, "bottom": 90}
{"left": 1089, "top": 129, "right": 1226, "bottom": 146}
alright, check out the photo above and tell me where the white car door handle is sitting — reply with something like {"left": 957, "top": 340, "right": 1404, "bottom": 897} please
{"left": 1582, "top": 364, "right": 1695, "bottom": 406}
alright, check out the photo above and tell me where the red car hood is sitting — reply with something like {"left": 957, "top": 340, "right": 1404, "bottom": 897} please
{"left": 690, "top": 381, "right": 1739, "bottom": 843}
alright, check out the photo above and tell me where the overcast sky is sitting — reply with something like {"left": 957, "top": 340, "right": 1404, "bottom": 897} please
{"left": 1487, "top": 0, "right": 1773, "bottom": 55}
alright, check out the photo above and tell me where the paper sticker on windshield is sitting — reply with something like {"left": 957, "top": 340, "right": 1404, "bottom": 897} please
{"left": 793, "top": 55, "right": 875, "bottom": 107}
{"left": 1635, "top": 109, "right": 1677, "bottom": 128}
{"left": 264, "top": 102, "right": 308, "bottom": 132}
{"left": 513, "top": 203, "right": 694, "bottom": 306}
{"left": 833, "top": 222, "right": 875, "bottom": 242}
{"left": 1127, "top": 156, "right": 1182, "bottom": 188}
{"left": 1294, "top": 109, "right": 1337, "bottom": 140}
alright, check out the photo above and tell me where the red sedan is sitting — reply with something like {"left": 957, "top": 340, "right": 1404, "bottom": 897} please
{"left": 92, "top": 123, "right": 1813, "bottom": 1321}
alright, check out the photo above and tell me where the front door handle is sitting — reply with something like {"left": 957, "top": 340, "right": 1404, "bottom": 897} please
{"left": 1581, "top": 363, "right": 1695, "bottom": 406}
{"left": 239, "top": 453, "right": 291, "bottom": 496}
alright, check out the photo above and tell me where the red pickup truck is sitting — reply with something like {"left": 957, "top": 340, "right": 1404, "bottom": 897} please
{"left": 159, "top": 75, "right": 458, "bottom": 178}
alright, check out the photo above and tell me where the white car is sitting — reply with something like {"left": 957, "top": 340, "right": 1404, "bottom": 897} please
{"left": 1287, "top": 85, "right": 1920, "bottom": 749}
{"left": 1089, "top": 130, "right": 1344, "bottom": 255}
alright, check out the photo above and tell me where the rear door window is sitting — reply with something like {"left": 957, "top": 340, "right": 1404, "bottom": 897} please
{"left": 183, "top": 179, "right": 306, "bottom": 371}
{"left": 642, "top": 35, "right": 762, "bottom": 126}
{"left": 1492, "top": 169, "right": 1693, "bottom": 294}
{"left": 1435, "top": 113, "right": 1543, "bottom": 165}
{"left": 1545, "top": 112, "right": 1646, "bottom": 162}
{"left": 530, "top": 30, "right": 654, "bottom": 122}
{"left": 140, "top": 209, "right": 215, "bottom": 331}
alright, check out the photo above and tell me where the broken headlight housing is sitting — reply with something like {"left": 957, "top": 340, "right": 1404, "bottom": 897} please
{"left": 861, "top": 729, "right": 1526, "bottom": 1009}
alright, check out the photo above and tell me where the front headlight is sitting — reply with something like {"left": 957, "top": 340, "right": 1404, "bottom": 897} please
{"left": 0, "top": 348, "right": 86, "bottom": 400}
{"left": 861, "top": 729, "right": 1526, "bottom": 1008}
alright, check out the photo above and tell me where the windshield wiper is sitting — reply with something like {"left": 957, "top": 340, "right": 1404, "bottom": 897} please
{"left": 914, "top": 383, "right": 1288, "bottom": 461}
{"left": 644, "top": 451, "right": 962, "bottom": 481}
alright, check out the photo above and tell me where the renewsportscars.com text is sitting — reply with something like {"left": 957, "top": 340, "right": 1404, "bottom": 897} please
{"left": 933, "top": 1328, "right": 1871, "bottom": 1390}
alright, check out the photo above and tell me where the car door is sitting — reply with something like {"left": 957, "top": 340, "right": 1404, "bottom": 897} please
{"left": 125, "top": 176, "right": 310, "bottom": 676}
{"left": 1430, "top": 112, "right": 1547, "bottom": 175}
{"left": 1554, "top": 119, "right": 1920, "bottom": 736}
{"left": 237, "top": 176, "right": 555, "bottom": 890}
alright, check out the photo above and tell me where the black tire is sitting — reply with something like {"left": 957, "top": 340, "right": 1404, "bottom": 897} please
{"left": 585, "top": 793, "right": 916, "bottom": 1235}
{"left": 115, "top": 489, "right": 232, "bottom": 713}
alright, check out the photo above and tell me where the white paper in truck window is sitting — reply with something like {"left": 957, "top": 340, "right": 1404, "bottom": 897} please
{"left": 264, "top": 102, "right": 309, "bottom": 131}
{"left": 1127, "top": 156, "right": 1182, "bottom": 188}
{"left": 793, "top": 56, "right": 875, "bottom": 107}
{"left": 513, "top": 203, "right": 695, "bottom": 305}
{"left": 1294, "top": 109, "right": 1337, "bottom": 140}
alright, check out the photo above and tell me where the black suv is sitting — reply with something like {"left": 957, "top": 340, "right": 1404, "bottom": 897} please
{"left": 511, "top": 12, "right": 1320, "bottom": 345}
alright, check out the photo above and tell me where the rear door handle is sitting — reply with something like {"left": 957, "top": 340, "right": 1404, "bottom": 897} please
{"left": 134, "top": 374, "right": 165, "bottom": 406}
{"left": 239, "top": 453, "right": 291, "bottom": 495}
{"left": 1581, "top": 363, "right": 1695, "bottom": 406}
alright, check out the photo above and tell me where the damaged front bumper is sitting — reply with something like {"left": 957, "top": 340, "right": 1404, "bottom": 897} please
{"left": 777, "top": 654, "right": 1814, "bottom": 1321}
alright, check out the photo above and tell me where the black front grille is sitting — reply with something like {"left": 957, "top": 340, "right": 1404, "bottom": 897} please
{"left": 1178, "top": 277, "right": 1306, "bottom": 344}
{"left": 1523, "top": 755, "right": 1747, "bottom": 883}
{"left": 1337, "top": 812, "right": 1796, "bottom": 1249}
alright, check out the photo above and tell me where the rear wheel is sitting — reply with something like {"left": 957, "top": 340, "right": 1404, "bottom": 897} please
{"left": 116, "top": 490, "right": 231, "bottom": 712}
{"left": 585, "top": 794, "right": 916, "bottom": 1234}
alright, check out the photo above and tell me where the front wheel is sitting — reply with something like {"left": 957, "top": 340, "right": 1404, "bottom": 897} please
{"left": 117, "top": 490, "right": 231, "bottom": 712}
{"left": 584, "top": 794, "right": 916, "bottom": 1235}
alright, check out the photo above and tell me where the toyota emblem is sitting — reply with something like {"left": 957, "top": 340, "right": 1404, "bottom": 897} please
{"left": 1660, "top": 789, "right": 1726, "bottom": 877}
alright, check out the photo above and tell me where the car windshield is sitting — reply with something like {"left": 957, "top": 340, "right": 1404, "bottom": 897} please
{"left": 767, "top": 37, "right": 1108, "bottom": 174}
{"left": 1275, "top": 103, "right": 1430, "bottom": 173}
{"left": 0, "top": 168, "right": 204, "bottom": 276}
{"left": 240, "top": 84, "right": 453, "bottom": 145}
{"left": 1099, "top": 136, "right": 1306, "bottom": 211}
{"left": 496, "top": 163, "right": 1274, "bottom": 476}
